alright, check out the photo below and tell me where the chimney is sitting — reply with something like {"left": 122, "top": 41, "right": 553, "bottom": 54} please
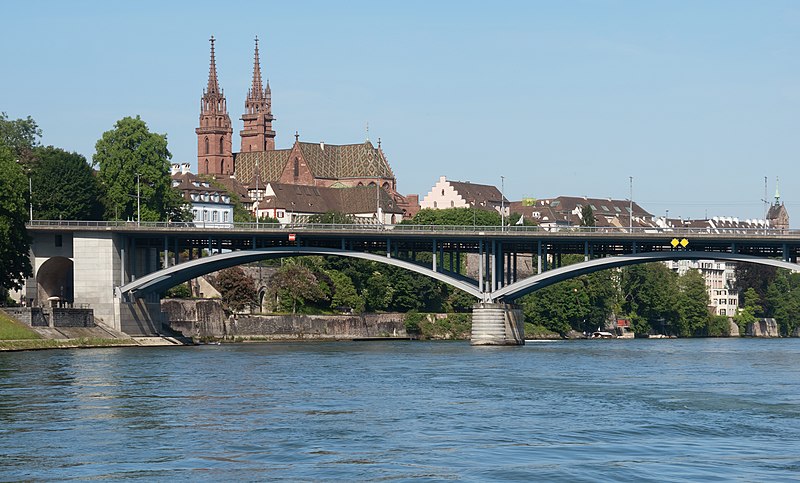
{"left": 320, "top": 141, "right": 325, "bottom": 151}
{"left": 181, "top": 163, "right": 191, "bottom": 174}
{"left": 170, "top": 163, "right": 180, "bottom": 175}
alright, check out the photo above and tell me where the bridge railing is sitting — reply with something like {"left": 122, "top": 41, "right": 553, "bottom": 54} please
{"left": 26, "top": 219, "right": 794, "bottom": 237}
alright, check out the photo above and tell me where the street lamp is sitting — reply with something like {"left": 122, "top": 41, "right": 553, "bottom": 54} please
{"left": 500, "top": 175, "right": 505, "bottom": 230}
{"left": 135, "top": 173, "right": 141, "bottom": 226}
{"left": 629, "top": 176, "right": 633, "bottom": 232}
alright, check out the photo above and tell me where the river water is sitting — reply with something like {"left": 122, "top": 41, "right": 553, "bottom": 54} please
{"left": 1, "top": 339, "right": 799, "bottom": 481}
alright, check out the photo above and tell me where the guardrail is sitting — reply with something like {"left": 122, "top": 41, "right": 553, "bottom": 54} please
{"left": 25, "top": 219, "right": 796, "bottom": 237}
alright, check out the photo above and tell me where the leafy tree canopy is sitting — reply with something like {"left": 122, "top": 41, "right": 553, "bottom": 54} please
{"left": 31, "top": 146, "right": 103, "bottom": 220}
{"left": 408, "top": 207, "right": 500, "bottom": 226}
{"left": 0, "top": 145, "right": 33, "bottom": 291}
{"left": 0, "top": 112, "right": 41, "bottom": 167}
{"left": 94, "top": 116, "right": 188, "bottom": 222}
{"left": 215, "top": 266, "right": 257, "bottom": 313}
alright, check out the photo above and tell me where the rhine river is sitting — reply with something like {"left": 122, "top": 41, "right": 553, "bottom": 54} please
{"left": 1, "top": 339, "right": 799, "bottom": 481}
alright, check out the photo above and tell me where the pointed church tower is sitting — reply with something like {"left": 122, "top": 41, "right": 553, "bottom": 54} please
{"left": 196, "top": 36, "right": 234, "bottom": 175}
{"left": 240, "top": 36, "right": 276, "bottom": 152}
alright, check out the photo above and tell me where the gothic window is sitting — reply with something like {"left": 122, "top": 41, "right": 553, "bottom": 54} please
{"left": 204, "top": 137, "right": 209, "bottom": 154}
{"left": 219, "top": 137, "right": 224, "bottom": 154}
{"left": 294, "top": 158, "right": 299, "bottom": 177}
{"left": 204, "top": 159, "right": 209, "bottom": 172}
{"left": 220, "top": 160, "right": 224, "bottom": 173}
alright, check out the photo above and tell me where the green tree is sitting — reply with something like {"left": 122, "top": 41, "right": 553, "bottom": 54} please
{"left": 734, "top": 264, "right": 775, "bottom": 312}
{"left": 408, "top": 207, "right": 500, "bottom": 226}
{"left": 30, "top": 146, "right": 102, "bottom": 220}
{"left": 733, "top": 287, "right": 760, "bottom": 335}
{"left": 765, "top": 271, "right": 800, "bottom": 336}
{"left": 0, "top": 112, "right": 41, "bottom": 167}
{"left": 676, "top": 269, "right": 711, "bottom": 337}
{"left": 621, "top": 263, "right": 680, "bottom": 335}
{"left": 327, "top": 269, "right": 364, "bottom": 313}
{"left": 0, "top": 145, "right": 33, "bottom": 291}
{"left": 364, "top": 270, "right": 393, "bottom": 312}
{"left": 580, "top": 205, "right": 596, "bottom": 227}
{"left": 267, "top": 263, "right": 325, "bottom": 313}
{"left": 94, "top": 116, "right": 188, "bottom": 221}
{"left": 215, "top": 266, "right": 257, "bottom": 313}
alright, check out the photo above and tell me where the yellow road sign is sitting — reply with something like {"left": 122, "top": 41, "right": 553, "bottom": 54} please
{"left": 671, "top": 238, "right": 679, "bottom": 248}
{"left": 680, "top": 238, "right": 689, "bottom": 247}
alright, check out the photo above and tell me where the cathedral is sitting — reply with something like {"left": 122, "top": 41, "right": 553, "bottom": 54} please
{"left": 195, "top": 37, "right": 417, "bottom": 218}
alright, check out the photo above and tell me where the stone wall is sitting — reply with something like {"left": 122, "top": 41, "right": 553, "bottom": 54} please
{"left": 52, "top": 308, "right": 95, "bottom": 328}
{"left": 747, "top": 318, "right": 780, "bottom": 337}
{"left": 162, "top": 298, "right": 407, "bottom": 340}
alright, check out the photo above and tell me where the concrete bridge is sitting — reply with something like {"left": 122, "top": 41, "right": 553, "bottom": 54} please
{"left": 24, "top": 220, "right": 800, "bottom": 344}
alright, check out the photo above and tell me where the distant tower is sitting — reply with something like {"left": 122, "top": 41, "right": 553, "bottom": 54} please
{"left": 240, "top": 36, "right": 276, "bottom": 152}
{"left": 196, "top": 36, "right": 234, "bottom": 175}
{"left": 767, "top": 177, "right": 790, "bottom": 230}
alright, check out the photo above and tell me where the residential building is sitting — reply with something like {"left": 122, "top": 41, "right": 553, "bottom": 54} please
{"left": 420, "top": 176, "right": 509, "bottom": 215}
{"left": 255, "top": 183, "right": 403, "bottom": 225}
{"left": 170, "top": 163, "right": 234, "bottom": 227}
{"left": 509, "top": 196, "right": 655, "bottom": 229}
{"left": 665, "top": 259, "right": 739, "bottom": 316}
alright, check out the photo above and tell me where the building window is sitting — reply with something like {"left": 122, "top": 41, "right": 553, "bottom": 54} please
{"left": 223, "top": 212, "right": 228, "bottom": 222}
{"left": 193, "top": 209, "right": 198, "bottom": 220}
{"left": 277, "top": 211, "right": 285, "bottom": 218}
{"left": 294, "top": 158, "right": 300, "bottom": 177}
{"left": 203, "top": 210, "right": 208, "bottom": 221}
{"left": 433, "top": 201, "right": 438, "bottom": 208}
{"left": 212, "top": 211, "right": 218, "bottom": 222}
{"left": 441, "top": 189, "right": 445, "bottom": 196}
{"left": 55, "top": 235, "right": 62, "bottom": 247}
{"left": 450, "top": 200, "right": 454, "bottom": 207}
{"left": 204, "top": 137, "right": 209, "bottom": 154}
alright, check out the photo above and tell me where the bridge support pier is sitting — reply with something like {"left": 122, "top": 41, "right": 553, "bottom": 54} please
{"left": 470, "top": 302, "right": 525, "bottom": 346}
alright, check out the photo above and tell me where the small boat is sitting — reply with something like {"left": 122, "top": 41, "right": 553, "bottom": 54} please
{"left": 590, "top": 330, "right": 615, "bottom": 339}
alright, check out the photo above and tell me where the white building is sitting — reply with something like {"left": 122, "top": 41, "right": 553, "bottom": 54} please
{"left": 170, "top": 164, "right": 234, "bottom": 227}
{"left": 665, "top": 259, "right": 739, "bottom": 316}
{"left": 421, "top": 176, "right": 508, "bottom": 216}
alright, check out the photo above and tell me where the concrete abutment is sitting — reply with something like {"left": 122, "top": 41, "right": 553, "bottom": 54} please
{"left": 470, "top": 302, "right": 525, "bottom": 346}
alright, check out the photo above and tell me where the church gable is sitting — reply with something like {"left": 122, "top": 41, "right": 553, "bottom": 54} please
{"left": 278, "top": 144, "right": 315, "bottom": 185}
{"left": 233, "top": 150, "right": 290, "bottom": 185}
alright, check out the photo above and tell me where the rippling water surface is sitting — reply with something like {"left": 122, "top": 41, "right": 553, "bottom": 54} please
{"left": 1, "top": 339, "right": 799, "bottom": 481}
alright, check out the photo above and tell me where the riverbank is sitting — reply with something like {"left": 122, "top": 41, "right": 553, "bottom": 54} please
{"left": 0, "top": 309, "right": 187, "bottom": 351}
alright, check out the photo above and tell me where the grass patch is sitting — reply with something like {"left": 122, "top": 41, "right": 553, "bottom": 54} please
{"left": 416, "top": 313, "right": 472, "bottom": 340}
{"left": 0, "top": 310, "right": 41, "bottom": 340}
{"left": 524, "top": 323, "right": 562, "bottom": 340}
{"left": 0, "top": 338, "right": 136, "bottom": 351}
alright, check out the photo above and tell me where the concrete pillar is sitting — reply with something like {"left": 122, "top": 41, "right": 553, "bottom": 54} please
{"left": 537, "top": 240, "right": 542, "bottom": 274}
{"left": 471, "top": 302, "right": 525, "bottom": 346}
{"left": 478, "top": 241, "right": 484, "bottom": 293}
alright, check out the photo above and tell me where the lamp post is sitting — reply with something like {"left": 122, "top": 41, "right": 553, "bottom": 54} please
{"left": 500, "top": 175, "right": 505, "bottom": 230}
{"left": 28, "top": 173, "right": 32, "bottom": 222}
{"left": 136, "top": 173, "right": 141, "bottom": 227}
{"left": 629, "top": 176, "right": 633, "bottom": 232}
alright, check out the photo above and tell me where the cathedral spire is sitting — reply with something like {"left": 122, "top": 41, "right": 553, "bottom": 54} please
{"left": 197, "top": 36, "right": 233, "bottom": 175}
{"left": 206, "top": 36, "right": 220, "bottom": 95}
{"left": 241, "top": 36, "right": 275, "bottom": 152}
{"left": 249, "top": 36, "right": 264, "bottom": 100}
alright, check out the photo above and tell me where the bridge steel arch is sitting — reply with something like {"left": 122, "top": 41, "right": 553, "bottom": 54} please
{"left": 117, "top": 246, "right": 483, "bottom": 300}
{"left": 491, "top": 251, "right": 800, "bottom": 302}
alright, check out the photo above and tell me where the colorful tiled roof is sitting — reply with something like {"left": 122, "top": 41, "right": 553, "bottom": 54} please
{"left": 233, "top": 140, "right": 394, "bottom": 185}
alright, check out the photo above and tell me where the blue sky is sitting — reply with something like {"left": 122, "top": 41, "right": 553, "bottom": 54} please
{"left": 3, "top": 1, "right": 799, "bottom": 224}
